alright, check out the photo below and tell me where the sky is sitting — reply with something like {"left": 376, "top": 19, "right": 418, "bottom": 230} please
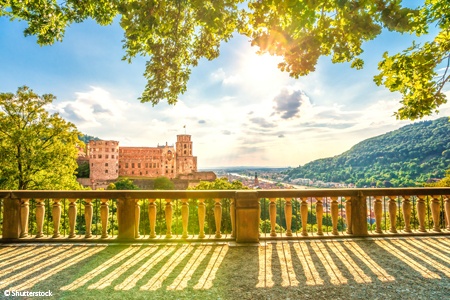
{"left": 1, "top": 5, "right": 449, "bottom": 169}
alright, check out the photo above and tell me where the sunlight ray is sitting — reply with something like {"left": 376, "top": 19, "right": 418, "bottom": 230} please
{"left": 292, "top": 241, "right": 324, "bottom": 286}
{"left": 60, "top": 246, "right": 141, "bottom": 291}
{"left": 256, "top": 243, "right": 274, "bottom": 288}
{"left": 416, "top": 238, "right": 450, "bottom": 260}
{"left": 1, "top": 246, "right": 68, "bottom": 272}
{"left": 89, "top": 247, "right": 158, "bottom": 290}
{"left": 374, "top": 240, "right": 440, "bottom": 279}
{"left": 310, "top": 241, "right": 347, "bottom": 285}
{"left": 167, "top": 245, "right": 212, "bottom": 291}
{"left": 0, "top": 246, "right": 86, "bottom": 289}
{"left": 328, "top": 241, "right": 372, "bottom": 284}
{"left": 193, "top": 245, "right": 228, "bottom": 290}
{"left": 434, "top": 237, "right": 450, "bottom": 248}
{"left": 9, "top": 246, "right": 105, "bottom": 291}
{"left": 394, "top": 239, "right": 450, "bottom": 277}
{"left": 0, "top": 247, "right": 30, "bottom": 260}
{"left": 344, "top": 242, "right": 394, "bottom": 282}
{"left": 277, "top": 242, "right": 299, "bottom": 287}
{"left": 140, "top": 245, "right": 193, "bottom": 291}
{"left": 114, "top": 246, "right": 173, "bottom": 291}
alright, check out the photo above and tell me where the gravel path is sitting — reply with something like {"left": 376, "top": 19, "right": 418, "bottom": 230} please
{"left": 0, "top": 236, "right": 449, "bottom": 299}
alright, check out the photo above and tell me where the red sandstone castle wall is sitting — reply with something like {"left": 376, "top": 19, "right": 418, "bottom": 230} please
{"left": 88, "top": 140, "right": 119, "bottom": 181}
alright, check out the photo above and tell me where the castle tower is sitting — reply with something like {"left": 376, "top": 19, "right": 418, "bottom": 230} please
{"left": 88, "top": 140, "right": 119, "bottom": 182}
{"left": 176, "top": 134, "right": 197, "bottom": 175}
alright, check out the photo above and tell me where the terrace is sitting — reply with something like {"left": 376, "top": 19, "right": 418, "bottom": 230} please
{"left": 1, "top": 188, "right": 450, "bottom": 298}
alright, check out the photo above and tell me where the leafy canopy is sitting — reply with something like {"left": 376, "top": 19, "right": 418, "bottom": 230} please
{"left": 0, "top": 86, "right": 82, "bottom": 190}
{"left": 189, "top": 177, "right": 248, "bottom": 190}
{"left": 2, "top": 1, "right": 448, "bottom": 119}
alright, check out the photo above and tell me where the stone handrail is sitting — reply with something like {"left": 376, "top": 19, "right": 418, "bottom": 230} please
{"left": 1, "top": 188, "right": 449, "bottom": 243}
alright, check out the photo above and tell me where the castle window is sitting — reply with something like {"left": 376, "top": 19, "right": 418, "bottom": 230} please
{"left": 140, "top": 172, "right": 142, "bottom": 175}
{"left": 146, "top": 171, "right": 148, "bottom": 174}
{"left": 111, "top": 148, "right": 114, "bottom": 152}
{"left": 105, "top": 163, "right": 108, "bottom": 167}
{"left": 93, "top": 155, "right": 96, "bottom": 159}
{"left": 132, "top": 171, "right": 134, "bottom": 175}
{"left": 116, "top": 170, "right": 118, "bottom": 173}
{"left": 166, "top": 170, "right": 168, "bottom": 174}
{"left": 132, "top": 163, "right": 135, "bottom": 168}
{"left": 184, "top": 150, "right": 186, "bottom": 155}
{"left": 184, "top": 144, "right": 186, "bottom": 149}
{"left": 125, "top": 163, "right": 129, "bottom": 168}
{"left": 99, "top": 154, "right": 102, "bottom": 159}
{"left": 105, "top": 170, "right": 108, "bottom": 173}
{"left": 106, "top": 155, "right": 109, "bottom": 159}
{"left": 171, "top": 170, "right": 173, "bottom": 173}
{"left": 91, "top": 163, "right": 93, "bottom": 167}
{"left": 138, "top": 163, "right": 141, "bottom": 168}
{"left": 105, "top": 148, "right": 109, "bottom": 152}
{"left": 145, "top": 163, "right": 148, "bottom": 168}
{"left": 112, "top": 155, "right": 114, "bottom": 159}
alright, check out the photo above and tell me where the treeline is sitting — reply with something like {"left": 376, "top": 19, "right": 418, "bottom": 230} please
{"left": 286, "top": 117, "right": 450, "bottom": 187}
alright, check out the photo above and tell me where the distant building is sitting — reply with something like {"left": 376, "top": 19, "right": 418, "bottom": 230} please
{"left": 80, "top": 135, "right": 215, "bottom": 188}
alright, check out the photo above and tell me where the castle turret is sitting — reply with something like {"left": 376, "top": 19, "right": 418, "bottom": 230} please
{"left": 176, "top": 134, "right": 197, "bottom": 175}
{"left": 88, "top": 140, "right": 119, "bottom": 182}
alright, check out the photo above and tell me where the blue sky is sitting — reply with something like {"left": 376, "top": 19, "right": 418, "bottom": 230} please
{"left": 1, "top": 8, "right": 449, "bottom": 168}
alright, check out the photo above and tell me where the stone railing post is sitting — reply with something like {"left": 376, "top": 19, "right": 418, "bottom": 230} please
{"left": 431, "top": 195, "right": 441, "bottom": 232}
{"left": 235, "top": 191, "right": 259, "bottom": 243}
{"left": 68, "top": 198, "right": 77, "bottom": 238}
{"left": 20, "top": 198, "right": 30, "bottom": 238}
{"left": 214, "top": 198, "right": 222, "bottom": 238}
{"left": 345, "top": 197, "right": 352, "bottom": 234}
{"left": 445, "top": 195, "right": 450, "bottom": 231}
{"left": 285, "top": 198, "right": 293, "bottom": 236}
{"left": 351, "top": 192, "right": 368, "bottom": 236}
{"left": 100, "top": 199, "right": 109, "bottom": 238}
{"left": 402, "top": 196, "right": 412, "bottom": 233}
{"left": 35, "top": 199, "right": 45, "bottom": 238}
{"left": 148, "top": 199, "right": 157, "bottom": 238}
{"left": 181, "top": 198, "right": 189, "bottom": 238}
{"left": 2, "top": 195, "right": 21, "bottom": 239}
{"left": 269, "top": 198, "right": 277, "bottom": 237}
{"left": 315, "top": 197, "right": 323, "bottom": 236}
{"left": 388, "top": 196, "right": 398, "bottom": 233}
{"left": 117, "top": 197, "right": 136, "bottom": 240}
{"left": 52, "top": 198, "right": 61, "bottom": 238}
{"left": 374, "top": 196, "right": 383, "bottom": 234}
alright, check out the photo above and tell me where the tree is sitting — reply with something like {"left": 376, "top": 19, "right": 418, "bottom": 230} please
{"left": 189, "top": 177, "right": 249, "bottom": 190}
{"left": 0, "top": 86, "right": 81, "bottom": 190}
{"left": 153, "top": 176, "right": 175, "bottom": 190}
{"left": 107, "top": 177, "right": 139, "bottom": 190}
{"left": 2, "top": 1, "right": 448, "bottom": 119}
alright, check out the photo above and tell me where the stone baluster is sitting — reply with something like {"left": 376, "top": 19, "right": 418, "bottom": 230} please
{"left": 331, "top": 197, "right": 339, "bottom": 235}
{"left": 100, "top": 199, "right": 109, "bottom": 238}
{"left": 135, "top": 199, "right": 141, "bottom": 238}
{"left": 181, "top": 199, "right": 189, "bottom": 238}
{"left": 84, "top": 199, "right": 93, "bottom": 238}
{"left": 35, "top": 199, "right": 45, "bottom": 238}
{"left": 416, "top": 196, "right": 427, "bottom": 232}
{"left": 374, "top": 196, "right": 383, "bottom": 234}
{"left": 315, "top": 197, "right": 323, "bottom": 236}
{"left": 445, "top": 195, "right": 450, "bottom": 231}
{"left": 431, "top": 195, "right": 441, "bottom": 232}
{"left": 19, "top": 198, "right": 30, "bottom": 238}
{"left": 198, "top": 199, "right": 206, "bottom": 238}
{"left": 388, "top": 196, "right": 397, "bottom": 233}
{"left": 148, "top": 199, "right": 157, "bottom": 238}
{"left": 300, "top": 197, "right": 308, "bottom": 236}
{"left": 165, "top": 199, "right": 173, "bottom": 238}
{"left": 230, "top": 198, "right": 236, "bottom": 238}
{"left": 214, "top": 198, "right": 222, "bottom": 238}
{"left": 402, "top": 196, "right": 412, "bottom": 233}
{"left": 269, "top": 198, "right": 277, "bottom": 237}
{"left": 285, "top": 198, "right": 293, "bottom": 236}
{"left": 345, "top": 197, "right": 352, "bottom": 234}
{"left": 68, "top": 198, "right": 77, "bottom": 238}
{"left": 52, "top": 199, "right": 61, "bottom": 238}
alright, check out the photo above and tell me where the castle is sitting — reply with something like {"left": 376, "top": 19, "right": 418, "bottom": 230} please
{"left": 78, "top": 135, "right": 216, "bottom": 188}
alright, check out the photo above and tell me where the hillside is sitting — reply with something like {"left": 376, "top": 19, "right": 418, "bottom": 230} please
{"left": 285, "top": 117, "right": 450, "bottom": 187}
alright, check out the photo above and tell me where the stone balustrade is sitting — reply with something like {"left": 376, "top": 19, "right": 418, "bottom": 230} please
{"left": 1, "top": 188, "right": 449, "bottom": 243}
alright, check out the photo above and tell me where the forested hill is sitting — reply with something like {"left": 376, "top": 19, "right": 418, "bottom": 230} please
{"left": 285, "top": 117, "right": 450, "bottom": 187}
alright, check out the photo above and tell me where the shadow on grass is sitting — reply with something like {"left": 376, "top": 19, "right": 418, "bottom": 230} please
{"left": 0, "top": 237, "right": 449, "bottom": 299}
